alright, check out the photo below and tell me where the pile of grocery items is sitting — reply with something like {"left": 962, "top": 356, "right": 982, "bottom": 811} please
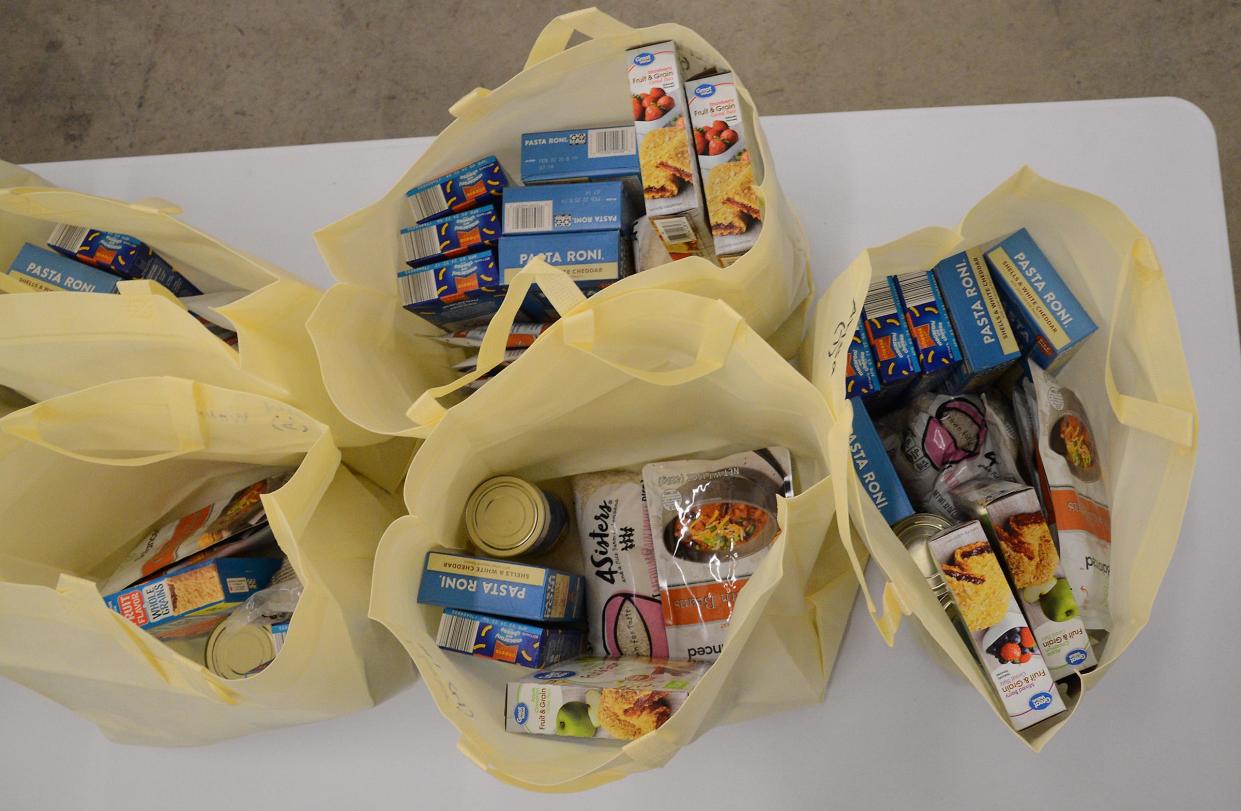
{"left": 417, "top": 448, "right": 793, "bottom": 741}
{"left": 101, "top": 474, "right": 302, "bottom": 680}
{"left": 3, "top": 224, "right": 241, "bottom": 345}
{"left": 395, "top": 41, "right": 761, "bottom": 389}
{"left": 847, "top": 228, "right": 1109, "bottom": 732}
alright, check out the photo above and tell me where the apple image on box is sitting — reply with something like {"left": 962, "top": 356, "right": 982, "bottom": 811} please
{"left": 556, "top": 701, "right": 597, "bottom": 737}
{"left": 1039, "top": 578, "right": 1079, "bottom": 622}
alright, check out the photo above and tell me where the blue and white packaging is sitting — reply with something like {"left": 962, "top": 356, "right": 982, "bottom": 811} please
{"left": 520, "top": 126, "right": 639, "bottom": 186}
{"left": 418, "top": 551, "right": 585, "bottom": 623}
{"left": 400, "top": 205, "right": 499, "bottom": 268}
{"left": 498, "top": 230, "right": 633, "bottom": 320}
{"left": 47, "top": 223, "right": 200, "bottom": 297}
{"left": 436, "top": 608, "right": 583, "bottom": 668}
{"left": 863, "top": 276, "right": 921, "bottom": 389}
{"left": 398, "top": 250, "right": 540, "bottom": 330}
{"left": 502, "top": 182, "right": 633, "bottom": 236}
{"left": 849, "top": 401, "right": 914, "bottom": 525}
{"left": 894, "top": 270, "right": 963, "bottom": 390}
{"left": 405, "top": 156, "right": 509, "bottom": 223}
{"left": 933, "top": 248, "right": 1022, "bottom": 392}
{"left": 845, "top": 324, "right": 881, "bottom": 399}
{"left": 5, "top": 243, "right": 121, "bottom": 294}
{"left": 983, "top": 229, "right": 1098, "bottom": 371}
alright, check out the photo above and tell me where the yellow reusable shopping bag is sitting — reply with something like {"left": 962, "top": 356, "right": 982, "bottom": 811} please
{"left": 369, "top": 263, "right": 855, "bottom": 791}
{"left": 308, "top": 7, "right": 813, "bottom": 438}
{"left": 0, "top": 377, "right": 414, "bottom": 745}
{"left": 0, "top": 160, "right": 380, "bottom": 448}
{"left": 802, "top": 167, "right": 1198, "bottom": 748}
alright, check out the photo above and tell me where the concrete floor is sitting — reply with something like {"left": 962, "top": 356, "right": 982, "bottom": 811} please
{"left": 2, "top": 0, "right": 1237, "bottom": 311}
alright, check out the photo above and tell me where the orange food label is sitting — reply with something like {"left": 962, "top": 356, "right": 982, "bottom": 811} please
{"left": 457, "top": 228, "right": 481, "bottom": 250}
{"left": 661, "top": 579, "right": 749, "bottom": 627}
{"left": 870, "top": 335, "right": 895, "bottom": 361}
{"left": 493, "top": 641, "right": 518, "bottom": 663}
{"left": 460, "top": 181, "right": 487, "bottom": 206}
{"left": 909, "top": 322, "right": 934, "bottom": 350}
{"left": 1050, "top": 488, "right": 1111, "bottom": 542}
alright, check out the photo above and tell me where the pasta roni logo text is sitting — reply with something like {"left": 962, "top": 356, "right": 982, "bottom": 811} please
{"left": 694, "top": 83, "right": 717, "bottom": 98}
{"left": 633, "top": 52, "right": 654, "bottom": 66}
{"left": 1029, "top": 691, "right": 1054, "bottom": 711}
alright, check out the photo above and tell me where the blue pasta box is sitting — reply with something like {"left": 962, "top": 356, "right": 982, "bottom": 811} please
{"left": 845, "top": 324, "right": 881, "bottom": 400}
{"left": 397, "top": 250, "right": 538, "bottom": 330}
{"left": 520, "top": 126, "right": 640, "bottom": 187}
{"left": 436, "top": 608, "right": 583, "bottom": 668}
{"left": 5, "top": 243, "right": 121, "bottom": 294}
{"left": 501, "top": 182, "right": 633, "bottom": 236}
{"left": 498, "top": 230, "right": 633, "bottom": 321}
{"left": 400, "top": 205, "right": 500, "bottom": 268}
{"left": 405, "top": 156, "right": 509, "bottom": 224}
{"left": 863, "top": 276, "right": 921, "bottom": 388}
{"left": 849, "top": 401, "right": 914, "bottom": 525}
{"left": 933, "top": 247, "right": 1022, "bottom": 392}
{"left": 418, "top": 551, "right": 585, "bottom": 624}
{"left": 47, "top": 224, "right": 201, "bottom": 297}
{"left": 894, "top": 270, "right": 963, "bottom": 389}
{"left": 983, "top": 228, "right": 1098, "bottom": 371}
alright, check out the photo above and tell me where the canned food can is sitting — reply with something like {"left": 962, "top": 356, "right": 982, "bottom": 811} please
{"left": 206, "top": 619, "right": 289, "bottom": 680}
{"left": 892, "top": 513, "right": 954, "bottom": 606}
{"left": 465, "top": 476, "right": 568, "bottom": 559}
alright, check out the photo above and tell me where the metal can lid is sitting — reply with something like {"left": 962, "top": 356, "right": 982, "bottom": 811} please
{"left": 465, "top": 476, "right": 548, "bottom": 555}
{"left": 893, "top": 513, "right": 954, "bottom": 590}
{"left": 206, "top": 621, "right": 277, "bottom": 680}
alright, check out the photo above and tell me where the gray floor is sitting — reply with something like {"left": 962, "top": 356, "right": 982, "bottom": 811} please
{"left": 2, "top": 0, "right": 1237, "bottom": 314}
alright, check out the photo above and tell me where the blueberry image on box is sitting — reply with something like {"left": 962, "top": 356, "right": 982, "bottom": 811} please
{"left": 863, "top": 276, "right": 921, "bottom": 386}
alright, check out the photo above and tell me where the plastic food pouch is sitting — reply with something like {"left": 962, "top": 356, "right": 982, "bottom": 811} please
{"left": 642, "top": 448, "right": 793, "bottom": 662}
{"left": 571, "top": 471, "right": 669, "bottom": 657}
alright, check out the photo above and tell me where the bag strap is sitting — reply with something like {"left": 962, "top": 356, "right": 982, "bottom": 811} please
{"left": 1104, "top": 239, "right": 1197, "bottom": 448}
{"left": 524, "top": 8, "right": 635, "bottom": 70}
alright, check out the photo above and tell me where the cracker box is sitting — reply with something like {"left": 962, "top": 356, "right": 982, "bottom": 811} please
{"left": 625, "top": 42, "right": 714, "bottom": 258}
{"left": 950, "top": 479, "right": 1098, "bottom": 679}
{"left": 845, "top": 324, "right": 881, "bottom": 399}
{"left": 104, "top": 557, "right": 282, "bottom": 641}
{"left": 863, "top": 276, "right": 921, "bottom": 388}
{"left": 850, "top": 401, "right": 914, "bottom": 525}
{"left": 501, "top": 181, "right": 633, "bottom": 236}
{"left": 6, "top": 243, "right": 121, "bottom": 294}
{"left": 417, "top": 551, "right": 585, "bottom": 623}
{"left": 684, "top": 73, "right": 762, "bottom": 262}
{"left": 498, "top": 230, "right": 633, "bottom": 321}
{"left": 983, "top": 229, "right": 1098, "bottom": 371}
{"left": 405, "top": 156, "right": 509, "bottom": 224}
{"left": 400, "top": 204, "right": 499, "bottom": 268}
{"left": 399, "top": 250, "right": 538, "bottom": 330}
{"left": 505, "top": 656, "right": 709, "bottom": 740}
{"left": 933, "top": 247, "right": 1022, "bottom": 392}
{"left": 435, "top": 608, "right": 583, "bottom": 668}
{"left": 929, "top": 522, "right": 1066, "bottom": 731}
{"left": 520, "top": 126, "right": 640, "bottom": 187}
{"left": 47, "top": 224, "right": 201, "bottom": 297}
{"left": 894, "top": 270, "right": 962, "bottom": 388}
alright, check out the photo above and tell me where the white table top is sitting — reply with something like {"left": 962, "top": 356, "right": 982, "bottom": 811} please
{"left": 5, "top": 98, "right": 1237, "bottom": 809}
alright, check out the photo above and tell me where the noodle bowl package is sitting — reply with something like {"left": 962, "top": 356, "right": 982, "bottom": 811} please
{"left": 642, "top": 447, "right": 793, "bottom": 662}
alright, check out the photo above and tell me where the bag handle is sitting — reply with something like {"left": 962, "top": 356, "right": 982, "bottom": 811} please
{"left": 0, "top": 377, "right": 206, "bottom": 466}
{"left": 524, "top": 7, "right": 634, "bottom": 69}
{"left": 1104, "top": 240, "right": 1197, "bottom": 448}
{"left": 406, "top": 260, "right": 586, "bottom": 434}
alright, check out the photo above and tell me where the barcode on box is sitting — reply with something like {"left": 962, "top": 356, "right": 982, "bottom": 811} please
{"left": 504, "top": 201, "right": 553, "bottom": 234}
{"left": 864, "top": 278, "right": 899, "bottom": 319}
{"left": 407, "top": 185, "right": 450, "bottom": 221}
{"left": 398, "top": 269, "right": 438, "bottom": 305}
{"left": 48, "top": 223, "right": 90, "bottom": 253}
{"left": 401, "top": 224, "right": 441, "bottom": 264}
{"left": 654, "top": 217, "right": 693, "bottom": 244}
{"left": 587, "top": 127, "right": 636, "bottom": 158}
{"left": 896, "top": 272, "right": 935, "bottom": 308}
{"left": 436, "top": 611, "right": 482, "bottom": 655}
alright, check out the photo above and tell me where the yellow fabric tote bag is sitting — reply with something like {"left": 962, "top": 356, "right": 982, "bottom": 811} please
{"left": 802, "top": 167, "right": 1198, "bottom": 749}
{"left": 0, "top": 377, "right": 413, "bottom": 745}
{"left": 369, "top": 263, "right": 854, "bottom": 791}
{"left": 0, "top": 161, "right": 379, "bottom": 448}
{"left": 308, "top": 7, "right": 813, "bottom": 438}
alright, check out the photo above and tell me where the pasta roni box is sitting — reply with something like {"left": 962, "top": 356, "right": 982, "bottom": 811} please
{"left": 405, "top": 156, "right": 509, "bottom": 224}
{"left": 863, "top": 276, "right": 921, "bottom": 389}
{"left": 498, "top": 230, "right": 633, "bottom": 320}
{"left": 418, "top": 551, "right": 586, "bottom": 623}
{"left": 983, "top": 229, "right": 1098, "bottom": 371}
{"left": 845, "top": 324, "right": 881, "bottom": 400}
{"left": 501, "top": 182, "right": 633, "bottom": 236}
{"left": 520, "top": 126, "right": 640, "bottom": 188}
{"left": 105, "top": 558, "right": 281, "bottom": 641}
{"left": 893, "top": 270, "right": 963, "bottom": 389}
{"left": 685, "top": 73, "right": 762, "bottom": 264}
{"left": 933, "top": 247, "right": 1021, "bottom": 392}
{"left": 399, "top": 250, "right": 540, "bottom": 330}
{"left": 400, "top": 204, "right": 500, "bottom": 268}
{"left": 47, "top": 224, "right": 200, "bottom": 297}
{"left": 850, "top": 400, "right": 914, "bottom": 524}
{"left": 435, "top": 608, "right": 583, "bottom": 668}
{"left": 626, "top": 42, "right": 714, "bottom": 258}
{"left": 5, "top": 243, "right": 121, "bottom": 294}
